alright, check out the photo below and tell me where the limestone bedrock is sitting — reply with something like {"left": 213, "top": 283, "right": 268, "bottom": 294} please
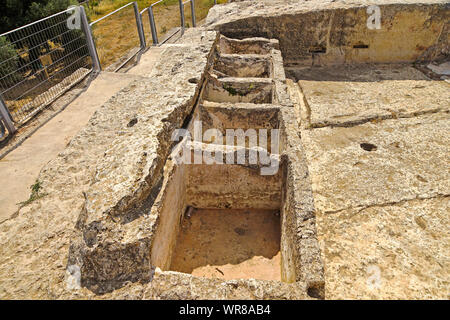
{"left": 0, "top": 30, "right": 218, "bottom": 299}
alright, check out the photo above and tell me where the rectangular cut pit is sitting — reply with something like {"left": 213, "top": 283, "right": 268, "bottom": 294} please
{"left": 204, "top": 77, "right": 273, "bottom": 104}
{"left": 150, "top": 160, "right": 286, "bottom": 280}
{"left": 170, "top": 208, "right": 281, "bottom": 281}
{"left": 213, "top": 54, "right": 271, "bottom": 78}
{"left": 149, "top": 105, "right": 292, "bottom": 283}
{"left": 189, "top": 101, "right": 280, "bottom": 153}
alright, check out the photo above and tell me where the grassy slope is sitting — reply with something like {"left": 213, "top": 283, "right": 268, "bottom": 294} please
{"left": 87, "top": 0, "right": 226, "bottom": 68}
{"left": 87, "top": 0, "right": 226, "bottom": 21}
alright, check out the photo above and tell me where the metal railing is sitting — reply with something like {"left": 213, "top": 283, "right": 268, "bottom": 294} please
{"left": 0, "top": 0, "right": 219, "bottom": 138}
{"left": 146, "top": 0, "right": 181, "bottom": 46}
{"left": 0, "top": 7, "right": 93, "bottom": 129}
{"left": 181, "top": 0, "right": 197, "bottom": 31}
{"left": 89, "top": 2, "right": 146, "bottom": 71}
{"left": 0, "top": 95, "right": 15, "bottom": 138}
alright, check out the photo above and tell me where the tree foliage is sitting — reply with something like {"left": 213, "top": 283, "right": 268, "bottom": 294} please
{"left": 0, "top": 0, "right": 79, "bottom": 34}
{"left": 0, "top": 0, "right": 84, "bottom": 83}
{"left": 0, "top": 36, "right": 20, "bottom": 85}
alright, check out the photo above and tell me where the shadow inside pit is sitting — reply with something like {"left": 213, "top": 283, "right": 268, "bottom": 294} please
{"left": 169, "top": 208, "right": 281, "bottom": 281}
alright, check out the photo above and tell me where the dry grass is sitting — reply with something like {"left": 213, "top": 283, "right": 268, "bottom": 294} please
{"left": 90, "top": 5, "right": 140, "bottom": 68}
{"left": 87, "top": 0, "right": 157, "bottom": 19}
{"left": 86, "top": 0, "right": 226, "bottom": 68}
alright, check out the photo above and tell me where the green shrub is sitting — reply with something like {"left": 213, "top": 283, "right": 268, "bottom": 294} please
{"left": 0, "top": 37, "right": 20, "bottom": 86}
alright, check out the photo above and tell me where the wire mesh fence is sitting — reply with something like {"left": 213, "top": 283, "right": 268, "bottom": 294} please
{"left": 90, "top": 2, "right": 145, "bottom": 71}
{"left": 0, "top": 0, "right": 221, "bottom": 138}
{"left": 0, "top": 8, "right": 93, "bottom": 126}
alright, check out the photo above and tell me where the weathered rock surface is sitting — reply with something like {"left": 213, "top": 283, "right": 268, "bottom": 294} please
{"left": 207, "top": 0, "right": 449, "bottom": 65}
{"left": 301, "top": 112, "right": 450, "bottom": 214}
{"left": 0, "top": 29, "right": 218, "bottom": 299}
{"left": 279, "top": 105, "right": 324, "bottom": 296}
{"left": 0, "top": 27, "right": 323, "bottom": 300}
{"left": 302, "top": 79, "right": 449, "bottom": 127}
{"left": 296, "top": 65, "right": 450, "bottom": 128}
{"left": 317, "top": 197, "right": 449, "bottom": 299}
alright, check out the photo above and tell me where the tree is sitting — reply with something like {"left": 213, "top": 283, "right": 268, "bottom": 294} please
{"left": 26, "top": 0, "right": 80, "bottom": 20}
{"left": 1, "top": 1, "right": 85, "bottom": 74}
{"left": 0, "top": 0, "right": 80, "bottom": 34}
{"left": 24, "top": 0, "right": 82, "bottom": 74}
{"left": 0, "top": 0, "right": 37, "bottom": 34}
{"left": 0, "top": 36, "right": 20, "bottom": 86}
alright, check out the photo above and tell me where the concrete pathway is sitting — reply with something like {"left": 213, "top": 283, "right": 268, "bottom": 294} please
{"left": 127, "top": 46, "right": 164, "bottom": 76}
{"left": 0, "top": 72, "right": 141, "bottom": 222}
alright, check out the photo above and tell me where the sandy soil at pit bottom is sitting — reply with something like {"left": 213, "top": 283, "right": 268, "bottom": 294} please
{"left": 170, "top": 208, "right": 281, "bottom": 281}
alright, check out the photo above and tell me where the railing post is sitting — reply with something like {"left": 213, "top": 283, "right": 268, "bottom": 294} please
{"left": 190, "top": 0, "right": 196, "bottom": 28}
{"left": 133, "top": 2, "right": 146, "bottom": 49}
{"left": 179, "top": 0, "right": 185, "bottom": 35}
{"left": 214, "top": 0, "right": 217, "bottom": 5}
{"left": 79, "top": 6, "right": 101, "bottom": 71}
{"left": 0, "top": 95, "right": 16, "bottom": 135}
{"left": 148, "top": 6, "right": 158, "bottom": 45}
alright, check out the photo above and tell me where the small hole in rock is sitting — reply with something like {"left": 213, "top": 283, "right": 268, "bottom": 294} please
{"left": 353, "top": 44, "right": 369, "bottom": 49}
{"left": 307, "top": 285, "right": 324, "bottom": 299}
{"left": 360, "top": 143, "right": 377, "bottom": 151}
{"left": 188, "top": 78, "right": 198, "bottom": 84}
{"left": 127, "top": 118, "right": 138, "bottom": 127}
{"left": 309, "top": 46, "right": 326, "bottom": 54}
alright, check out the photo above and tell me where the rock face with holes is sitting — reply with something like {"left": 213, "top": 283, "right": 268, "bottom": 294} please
{"left": 0, "top": 0, "right": 448, "bottom": 300}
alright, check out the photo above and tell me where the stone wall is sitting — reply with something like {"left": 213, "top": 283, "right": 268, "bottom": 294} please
{"left": 207, "top": 0, "right": 449, "bottom": 65}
